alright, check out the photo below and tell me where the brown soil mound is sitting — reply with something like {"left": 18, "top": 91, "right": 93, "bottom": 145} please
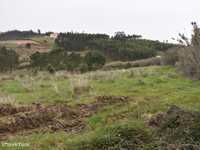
{"left": 78, "top": 96, "right": 131, "bottom": 117}
{"left": 149, "top": 105, "right": 200, "bottom": 149}
{"left": 148, "top": 105, "right": 199, "bottom": 129}
{"left": 0, "top": 104, "right": 84, "bottom": 140}
{"left": 0, "top": 104, "right": 32, "bottom": 116}
{"left": 0, "top": 95, "right": 131, "bottom": 140}
{"left": 96, "top": 96, "right": 130, "bottom": 104}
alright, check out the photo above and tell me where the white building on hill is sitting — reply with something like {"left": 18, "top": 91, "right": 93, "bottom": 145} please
{"left": 50, "top": 33, "right": 59, "bottom": 39}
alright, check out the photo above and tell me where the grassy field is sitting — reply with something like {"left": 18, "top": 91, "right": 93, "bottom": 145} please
{"left": 0, "top": 66, "right": 200, "bottom": 149}
{"left": 1, "top": 66, "right": 199, "bottom": 108}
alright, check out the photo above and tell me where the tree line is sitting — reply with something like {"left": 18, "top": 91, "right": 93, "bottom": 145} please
{"left": 0, "top": 31, "right": 176, "bottom": 72}
{"left": 30, "top": 49, "right": 106, "bottom": 73}
{"left": 55, "top": 31, "right": 175, "bottom": 61}
{"left": 0, "top": 47, "right": 19, "bottom": 72}
{"left": 0, "top": 30, "right": 41, "bottom": 40}
{"left": 30, "top": 31, "right": 176, "bottom": 72}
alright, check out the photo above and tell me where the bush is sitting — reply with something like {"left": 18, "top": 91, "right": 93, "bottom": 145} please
{"left": 30, "top": 50, "right": 83, "bottom": 71}
{"left": 85, "top": 51, "right": 106, "bottom": 70}
{"left": 47, "top": 64, "right": 55, "bottom": 74}
{"left": 178, "top": 22, "right": 200, "bottom": 79}
{"left": 161, "top": 48, "right": 179, "bottom": 66}
{"left": 30, "top": 52, "right": 48, "bottom": 68}
{"left": 79, "top": 64, "right": 88, "bottom": 73}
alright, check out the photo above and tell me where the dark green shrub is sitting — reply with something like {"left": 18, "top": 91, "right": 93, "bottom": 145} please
{"left": 47, "top": 64, "right": 55, "bottom": 74}
{"left": 30, "top": 52, "right": 48, "bottom": 68}
{"left": 30, "top": 50, "right": 84, "bottom": 71}
{"left": 55, "top": 32, "right": 109, "bottom": 51}
{"left": 0, "top": 46, "right": 19, "bottom": 72}
{"left": 79, "top": 63, "right": 88, "bottom": 73}
{"left": 85, "top": 51, "right": 106, "bottom": 70}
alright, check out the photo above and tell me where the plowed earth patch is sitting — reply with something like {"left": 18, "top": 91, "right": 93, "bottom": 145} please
{"left": 0, "top": 96, "right": 131, "bottom": 140}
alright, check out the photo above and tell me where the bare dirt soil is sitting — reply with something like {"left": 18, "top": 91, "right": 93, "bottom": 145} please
{"left": 149, "top": 105, "right": 200, "bottom": 149}
{"left": 0, "top": 96, "right": 131, "bottom": 141}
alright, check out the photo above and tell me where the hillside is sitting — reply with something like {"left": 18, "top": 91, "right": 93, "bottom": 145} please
{"left": 0, "top": 36, "right": 54, "bottom": 61}
{"left": 0, "top": 66, "right": 199, "bottom": 149}
{"left": 0, "top": 31, "right": 176, "bottom": 73}
{"left": 0, "top": 30, "right": 39, "bottom": 41}
{"left": 55, "top": 32, "right": 175, "bottom": 61}
{"left": 24, "top": 32, "right": 176, "bottom": 72}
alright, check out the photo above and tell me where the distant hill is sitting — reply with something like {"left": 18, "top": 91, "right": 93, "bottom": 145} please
{"left": 55, "top": 32, "right": 177, "bottom": 61}
{"left": 0, "top": 31, "right": 178, "bottom": 72}
{"left": 0, "top": 36, "right": 54, "bottom": 60}
{"left": 0, "top": 30, "right": 40, "bottom": 40}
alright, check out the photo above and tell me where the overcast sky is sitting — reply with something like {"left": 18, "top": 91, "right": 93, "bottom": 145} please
{"left": 0, "top": 0, "right": 199, "bottom": 41}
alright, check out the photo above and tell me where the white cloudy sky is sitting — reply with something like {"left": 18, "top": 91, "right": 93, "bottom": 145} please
{"left": 0, "top": 0, "right": 199, "bottom": 41}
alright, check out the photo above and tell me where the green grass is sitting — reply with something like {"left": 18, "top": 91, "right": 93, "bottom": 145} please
{"left": 1, "top": 66, "right": 200, "bottom": 149}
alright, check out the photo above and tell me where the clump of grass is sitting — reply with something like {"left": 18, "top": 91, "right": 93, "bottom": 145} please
{"left": 136, "top": 79, "right": 145, "bottom": 85}
{"left": 16, "top": 75, "right": 35, "bottom": 92}
{"left": 69, "top": 122, "right": 151, "bottom": 150}
{"left": 51, "top": 80, "right": 59, "bottom": 94}
{"left": 0, "top": 93, "right": 15, "bottom": 103}
{"left": 165, "top": 72, "right": 178, "bottom": 79}
{"left": 69, "top": 75, "right": 91, "bottom": 99}
{"left": 54, "top": 70, "right": 70, "bottom": 79}
{"left": 49, "top": 76, "right": 69, "bottom": 101}
{"left": 85, "top": 70, "right": 121, "bottom": 82}
{"left": 126, "top": 67, "right": 159, "bottom": 79}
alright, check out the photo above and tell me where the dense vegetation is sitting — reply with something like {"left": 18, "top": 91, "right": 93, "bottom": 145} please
{"left": 85, "top": 51, "right": 106, "bottom": 70}
{"left": 30, "top": 50, "right": 83, "bottom": 71}
{"left": 30, "top": 50, "right": 106, "bottom": 72}
{"left": 0, "top": 46, "right": 19, "bottom": 71}
{"left": 0, "top": 30, "right": 176, "bottom": 72}
{"left": 177, "top": 22, "right": 200, "bottom": 79}
{"left": 29, "top": 32, "right": 175, "bottom": 71}
{"left": 55, "top": 32, "right": 175, "bottom": 61}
